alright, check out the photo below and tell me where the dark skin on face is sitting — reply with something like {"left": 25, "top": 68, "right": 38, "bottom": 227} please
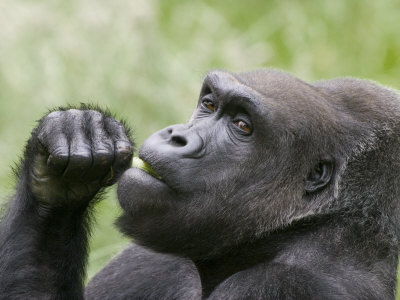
{"left": 1, "top": 70, "right": 399, "bottom": 299}
{"left": 117, "top": 71, "right": 337, "bottom": 293}
{"left": 120, "top": 73, "right": 264, "bottom": 201}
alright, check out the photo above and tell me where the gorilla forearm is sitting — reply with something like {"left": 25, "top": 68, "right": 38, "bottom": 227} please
{"left": 85, "top": 243, "right": 202, "bottom": 299}
{"left": 0, "top": 184, "right": 90, "bottom": 299}
{"left": 0, "top": 107, "right": 133, "bottom": 299}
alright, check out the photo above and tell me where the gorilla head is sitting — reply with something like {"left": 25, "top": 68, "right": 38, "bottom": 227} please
{"left": 117, "top": 69, "right": 400, "bottom": 261}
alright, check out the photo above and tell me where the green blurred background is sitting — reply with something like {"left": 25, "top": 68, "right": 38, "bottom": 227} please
{"left": 1, "top": 0, "right": 400, "bottom": 294}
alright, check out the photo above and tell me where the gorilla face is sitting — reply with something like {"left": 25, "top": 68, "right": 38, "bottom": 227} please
{"left": 117, "top": 70, "right": 339, "bottom": 259}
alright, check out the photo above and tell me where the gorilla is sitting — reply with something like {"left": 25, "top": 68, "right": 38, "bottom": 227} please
{"left": 0, "top": 70, "right": 399, "bottom": 299}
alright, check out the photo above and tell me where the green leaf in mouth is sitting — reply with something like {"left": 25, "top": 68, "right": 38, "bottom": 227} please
{"left": 132, "top": 157, "right": 163, "bottom": 180}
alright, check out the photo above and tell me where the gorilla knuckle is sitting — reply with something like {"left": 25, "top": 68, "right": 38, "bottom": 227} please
{"left": 51, "top": 149, "right": 69, "bottom": 159}
{"left": 92, "top": 150, "right": 113, "bottom": 166}
{"left": 69, "top": 152, "right": 92, "bottom": 165}
{"left": 108, "top": 118, "right": 127, "bottom": 133}
{"left": 115, "top": 140, "right": 133, "bottom": 154}
{"left": 47, "top": 153, "right": 69, "bottom": 173}
{"left": 88, "top": 110, "right": 103, "bottom": 119}
{"left": 65, "top": 108, "right": 84, "bottom": 116}
{"left": 46, "top": 111, "right": 63, "bottom": 120}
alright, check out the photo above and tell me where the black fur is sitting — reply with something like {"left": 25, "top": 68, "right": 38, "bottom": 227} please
{"left": 1, "top": 71, "right": 399, "bottom": 299}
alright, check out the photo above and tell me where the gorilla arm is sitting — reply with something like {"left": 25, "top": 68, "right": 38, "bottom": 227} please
{"left": 85, "top": 243, "right": 201, "bottom": 300}
{"left": 0, "top": 108, "right": 133, "bottom": 299}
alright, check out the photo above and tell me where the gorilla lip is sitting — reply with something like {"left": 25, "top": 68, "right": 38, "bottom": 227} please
{"left": 132, "top": 157, "right": 163, "bottom": 181}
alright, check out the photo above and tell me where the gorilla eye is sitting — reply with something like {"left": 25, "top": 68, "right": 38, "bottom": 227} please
{"left": 201, "top": 99, "right": 216, "bottom": 112}
{"left": 235, "top": 120, "right": 252, "bottom": 134}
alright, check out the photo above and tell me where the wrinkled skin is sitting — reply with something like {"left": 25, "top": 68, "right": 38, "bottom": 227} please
{"left": 1, "top": 71, "right": 400, "bottom": 299}
{"left": 31, "top": 109, "right": 133, "bottom": 204}
{"left": 117, "top": 71, "right": 338, "bottom": 259}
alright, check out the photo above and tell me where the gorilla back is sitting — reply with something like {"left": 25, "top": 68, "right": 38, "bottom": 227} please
{"left": 1, "top": 70, "right": 400, "bottom": 299}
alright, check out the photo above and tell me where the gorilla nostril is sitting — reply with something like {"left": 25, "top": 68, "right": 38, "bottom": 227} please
{"left": 170, "top": 135, "right": 187, "bottom": 147}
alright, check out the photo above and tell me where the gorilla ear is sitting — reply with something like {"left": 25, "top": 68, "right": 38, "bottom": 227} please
{"left": 305, "top": 160, "right": 334, "bottom": 193}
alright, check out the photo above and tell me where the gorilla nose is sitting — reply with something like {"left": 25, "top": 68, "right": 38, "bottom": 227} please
{"left": 168, "top": 127, "right": 188, "bottom": 147}
{"left": 140, "top": 124, "right": 204, "bottom": 158}
{"left": 164, "top": 124, "right": 204, "bottom": 155}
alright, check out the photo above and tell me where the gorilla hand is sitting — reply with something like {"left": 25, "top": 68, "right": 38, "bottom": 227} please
{"left": 26, "top": 108, "right": 133, "bottom": 206}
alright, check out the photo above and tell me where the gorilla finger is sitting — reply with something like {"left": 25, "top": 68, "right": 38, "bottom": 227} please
{"left": 62, "top": 152, "right": 92, "bottom": 181}
{"left": 112, "top": 140, "right": 134, "bottom": 178}
{"left": 105, "top": 117, "right": 133, "bottom": 145}
{"left": 105, "top": 117, "right": 133, "bottom": 181}
{"left": 83, "top": 148, "right": 114, "bottom": 182}
{"left": 100, "top": 141, "right": 133, "bottom": 186}
{"left": 46, "top": 134, "right": 70, "bottom": 175}
{"left": 62, "top": 135, "right": 92, "bottom": 181}
{"left": 84, "top": 112, "right": 115, "bottom": 181}
{"left": 36, "top": 111, "right": 66, "bottom": 158}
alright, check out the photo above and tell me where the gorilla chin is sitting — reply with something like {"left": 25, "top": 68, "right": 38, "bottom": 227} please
{"left": 117, "top": 167, "right": 174, "bottom": 213}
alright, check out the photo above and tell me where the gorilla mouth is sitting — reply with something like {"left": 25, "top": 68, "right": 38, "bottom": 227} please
{"left": 132, "top": 157, "right": 163, "bottom": 181}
